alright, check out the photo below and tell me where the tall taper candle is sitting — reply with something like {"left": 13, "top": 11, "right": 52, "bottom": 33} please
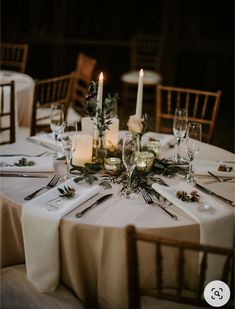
{"left": 97, "top": 72, "right": 103, "bottom": 109}
{"left": 135, "top": 69, "right": 144, "bottom": 118}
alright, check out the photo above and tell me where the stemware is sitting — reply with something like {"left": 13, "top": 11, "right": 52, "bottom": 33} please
{"left": 171, "top": 108, "right": 188, "bottom": 163}
{"left": 50, "top": 103, "right": 64, "bottom": 158}
{"left": 121, "top": 132, "right": 140, "bottom": 199}
{"left": 60, "top": 121, "right": 78, "bottom": 180}
{"left": 185, "top": 122, "right": 202, "bottom": 183}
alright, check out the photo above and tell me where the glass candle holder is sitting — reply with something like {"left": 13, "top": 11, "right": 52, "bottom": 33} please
{"left": 136, "top": 151, "right": 155, "bottom": 173}
{"left": 145, "top": 140, "right": 161, "bottom": 158}
{"left": 104, "top": 157, "right": 122, "bottom": 175}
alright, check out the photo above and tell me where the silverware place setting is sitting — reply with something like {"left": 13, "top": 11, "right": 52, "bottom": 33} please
{"left": 139, "top": 187, "right": 179, "bottom": 220}
{"left": 207, "top": 171, "right": 234, "bottom": 183}
{"left": 24, "top": 175, "right": 61, "bottom": 200}
{"left": 194, "top": 183, "right": 234, "bottom": 206}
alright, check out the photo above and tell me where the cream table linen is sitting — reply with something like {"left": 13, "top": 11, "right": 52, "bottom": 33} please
{"left": 0, "top": 138, "right": 234, "bottom": 309}
{"left": 21, "top": 179, "right": 101, "bottom": 292}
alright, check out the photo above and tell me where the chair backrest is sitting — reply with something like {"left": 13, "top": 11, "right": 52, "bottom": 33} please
{"left": 126, "top": 225, "right": 233, "bottom": 309}
{"left": 30, "top": 74, "right": 73, "bottom": 136}
{"left": 0, "top": 81, "right": 16, "bottom": 145}
{"left": 70, "top": 53, "right": 97, "bottom": 113}
{"left": 156, "top": 85, "right": 222, "bottom": 143}
{"left": 130, "top": 33, "right": 164, "bottom": 72}
{"left": 0, "top": 43, "right": 28, "bottom": 73}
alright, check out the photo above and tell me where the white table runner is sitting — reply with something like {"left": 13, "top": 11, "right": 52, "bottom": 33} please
{"left": 21, "top": 179, "right": 101, "bottom": 292}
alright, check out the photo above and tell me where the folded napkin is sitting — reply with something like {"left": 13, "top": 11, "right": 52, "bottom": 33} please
{"left": 141, "top": 132, "right": 175, "bottom": 148}
{"left": 0, "top": 156, "right": 54, "bottom": 172}
{"left": 29, "top": 133, "right": 60, "bottom": 150}
{"left": 118, "top": 131, "right": 175, "bottom": 148}
{"left": 193, "top": 160, "right": 235, "bottom": 177}
{"left": 152, "top": 181, "right": 234, "bottom": 283}
{"left": 21, "top": 179, "right": 101, "bottom": 292}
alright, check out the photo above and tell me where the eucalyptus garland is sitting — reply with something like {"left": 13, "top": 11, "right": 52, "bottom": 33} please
{"left": 70, "top": 158, "right": 187, "bottom": 195}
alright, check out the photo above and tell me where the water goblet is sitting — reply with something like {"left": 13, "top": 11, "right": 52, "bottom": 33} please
{"left": 185, "top": 122, "right": 202, "bottom": 183}
{"left": 61, "top": 121, "right": 78, "bottom": 180}
{"left": 171, "top": 108, "right": 188, "bottom": 163}
{"left": 121, "top": 132, "right": 140, "bottom": 199}
{"left": 50, "top": 103, "right": 64, "bottom": 158}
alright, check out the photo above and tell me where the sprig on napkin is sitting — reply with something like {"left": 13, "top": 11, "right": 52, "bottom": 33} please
{"left": 176, "top": 190, "right": 200, "bottom": 202}
{"left": 58, "top": 186, "right": 76, "bottom": 199}
{"left": 14, "top": 157, "right": 35, "bottom": 167}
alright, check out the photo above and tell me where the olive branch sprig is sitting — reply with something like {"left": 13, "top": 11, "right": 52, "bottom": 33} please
{"left": 84, "top": 81, "right": 119, "bottom": 138}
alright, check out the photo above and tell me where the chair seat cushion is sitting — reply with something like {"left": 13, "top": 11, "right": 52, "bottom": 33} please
{"left": 1, "top": 264, "right": 84, "bottom": 309}
{"left": 121, "top": 70, "right": 162, "bottom": 85}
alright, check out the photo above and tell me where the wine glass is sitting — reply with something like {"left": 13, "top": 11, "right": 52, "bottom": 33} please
{"left": 171, "top": 108, "right": 188, "bottom": 163}
{"left": 185, "top": 122, "right": 202, "bottom": 183}
{"left": 121, "top": 132, "right": 140, "bottom": 198}
{"left": 50, "top": 103, "right": 64, "bottom": 158}
{"left": 61, "top": 121, "right": 78, "bottom": 180}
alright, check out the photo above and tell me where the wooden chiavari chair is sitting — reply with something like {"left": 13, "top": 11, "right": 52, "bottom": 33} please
{"left": 156, "top": 85, "right": 222, "bottom": 143}
{"left": 126, "top": 225, "right": 233, "bottom": 309}
{"left": 70, "top": 52, "right": 97, "bottom": 115}
{"left": 30, "top": 74, "right": 73, "bottom": 136}
{"left": 0, "top": 81, "right": 16, "bottom": 144}
{"left": 0, "top": 43, "right": 28, "bottom": 73}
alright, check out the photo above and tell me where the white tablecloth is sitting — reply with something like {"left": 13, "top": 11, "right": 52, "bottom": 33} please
{"left": 0, "top": 70, "right": 35, "bottom": 127}
{"left": 0, "top": 137, "right": 234, "bottom": 309}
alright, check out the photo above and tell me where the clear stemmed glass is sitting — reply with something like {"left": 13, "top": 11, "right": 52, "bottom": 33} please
{"left": 185, "top": 122, "right": 202, "bottom": 183}
{"left": 121, "top": 132, "right": 140, "bottom": 199}
{"left": 50, "top": 103, "right": 64, "bottom": 158}
{"left": 171, "top": 108, "right": 188, "bottom": 163}
{"left": 61, "top": 121, "right": 78, "bottom": 180}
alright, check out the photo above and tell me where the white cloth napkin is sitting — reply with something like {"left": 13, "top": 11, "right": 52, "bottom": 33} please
{"left": 21, "top": 179, "right": 101, "bottom": 292}
{"left": 29, "top": 133, "right": 59, "bottom": 149}
{"left": 193, "top": 159, "right": 235, "bottom": 177}
{"left": 141, "top": 132, "right": 175, "bottom": 148}
{"left": 152, "top": 181, "right": 234, "bottom": 283}
{"left": 0, "top": 156, "right": 54, "bottom": 172}
{"left": 118, "top": 131, "right": 175, "bottom": 148}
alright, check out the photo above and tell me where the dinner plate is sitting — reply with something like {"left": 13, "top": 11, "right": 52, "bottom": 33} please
{"left": 193, "top": 160, "right": 235, "bottom": 177}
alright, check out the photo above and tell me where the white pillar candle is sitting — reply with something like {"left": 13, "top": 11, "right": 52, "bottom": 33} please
{"left": 81, "top": 117, "right": 96, "bottom": 137}
{"left": 135, "top": 69, "right": 144, "bottom": 118}
{"left": 105, "top": 118, "right": 119, "bottom": 150}
{"left": 72, "top": 133, "right": 93, "bottom": 166}
{"left": 97, "top": 72, "right": 103, "bottom": 109}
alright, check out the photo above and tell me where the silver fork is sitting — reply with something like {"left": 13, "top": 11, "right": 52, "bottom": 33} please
{"left": 24, "top": 175, "right": 60, "bottom": 200}
{"left": 139, "top": 188, "right": 178, "bottom": 220}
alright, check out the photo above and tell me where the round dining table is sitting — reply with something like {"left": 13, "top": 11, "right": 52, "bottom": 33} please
{"left": 0, "top": 70, "right": 35, "bottom": 127}
{"left": 0, "top": 135, "right": 234, "bottom": 309}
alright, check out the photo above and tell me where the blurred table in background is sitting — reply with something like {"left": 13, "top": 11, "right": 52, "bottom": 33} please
{"left": 0, "top": 70, "right": 35, "bottom": 128}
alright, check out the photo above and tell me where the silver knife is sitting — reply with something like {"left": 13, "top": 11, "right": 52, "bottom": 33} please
{"left": 75, "top": 193, "right": 113, "bottom": 217}
{"left": 27, "top": 137, "right": 57, "bottom": 151}
{"left": 194, "top": 183, "right": 234, "bottom": 206}
{"left": 0, "top": 173, "right": 48, "bottom": 178}
{"left": 208, "top": 171, "right": 222, "bottom": 182}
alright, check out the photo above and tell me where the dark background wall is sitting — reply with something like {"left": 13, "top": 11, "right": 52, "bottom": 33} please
{"left": 1, "top": 0, "right": 234, "bottom": 151}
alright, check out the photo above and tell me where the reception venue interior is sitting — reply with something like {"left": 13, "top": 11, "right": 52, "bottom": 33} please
{"left": 0, "top": 0, "right": 234, "bottom": 308}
